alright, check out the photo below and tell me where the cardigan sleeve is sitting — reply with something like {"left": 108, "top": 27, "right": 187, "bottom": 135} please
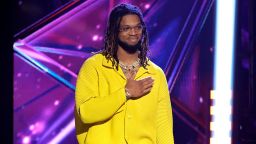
{"left": 156, "top": 69, "right": 174, "bottom": 144}
{"left": 75, "top": 58, "right": 127, "bottom": 124}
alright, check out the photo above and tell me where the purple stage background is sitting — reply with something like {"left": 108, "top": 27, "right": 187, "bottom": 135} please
{"left": 13, "top": 0, "right": 256, "bottom": 144}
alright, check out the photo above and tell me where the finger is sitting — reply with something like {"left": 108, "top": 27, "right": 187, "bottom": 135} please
{"left": 145, "top": 78, "right": 154, "bottom": 84}
{"left": 138, "top": 77, "right": 153, "bottom": 83}
{"left": 129, "top": 72, "right": 136, "bottom": 80}
{"left": 142, "top": 79, "right": 154, "bottom": 86}
{"left": 143, "top": 85, "right": 153, "bottom": 93}
{"left": 143, "top": 82, "right": 153, "bottom": 89}
{"left": 143, "top": 87, "right": 152, "bottom": 94}
{"left": 144, "top": 77, "right": 154, "bottom": 83}
{"left": 139, "top": 76, "right": 152, "bottom": 81}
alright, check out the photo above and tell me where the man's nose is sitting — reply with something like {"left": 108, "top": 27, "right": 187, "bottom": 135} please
{"left": 129, "top": 28, "right": 137, "bottom": 35}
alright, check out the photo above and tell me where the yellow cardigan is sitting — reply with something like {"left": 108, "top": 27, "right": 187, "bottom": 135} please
{"left": 75, "top": 53, "right": 174, "bottom": 144}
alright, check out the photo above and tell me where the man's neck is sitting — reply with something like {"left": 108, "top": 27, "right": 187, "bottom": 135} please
{"left": 117, "top": 46, "right": 139, "bottom": 65}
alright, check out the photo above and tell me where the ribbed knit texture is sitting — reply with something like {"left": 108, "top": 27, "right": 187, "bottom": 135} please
{"left": 75, "top": 54, "right": 174, "bottom": 144}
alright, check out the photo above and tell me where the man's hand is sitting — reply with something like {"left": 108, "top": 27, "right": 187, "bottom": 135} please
{"left": 125, "top": 73, "right": 154, "bottom": 98}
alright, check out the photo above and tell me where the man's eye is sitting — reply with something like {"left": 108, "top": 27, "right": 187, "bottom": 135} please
{"left": 135, "top": 25, "right": 143, "bottom": 30}
{"left": 120, "top": 25, "right": 143, "bottom": 32}
{"left": 122, "top": 27, "right": 130, "bottom": 31}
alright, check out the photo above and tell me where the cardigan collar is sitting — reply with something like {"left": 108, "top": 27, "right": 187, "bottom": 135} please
{"left": 102, "top": 55, "right": 156, "bottom": 79}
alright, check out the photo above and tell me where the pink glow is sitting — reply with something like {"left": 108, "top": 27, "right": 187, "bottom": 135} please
{"left": 92, "top": 35, "right": 99, "bottom": 41}
{"left": 210, "top": 47, "right": 213, "bottom": 52}
{"left": 77, "top": 44, "right": 83, "bottom": 50}
{"left": 54, "top": 100, "right": 60, "bottom": 106}
{"left": 58, "top": 55, "right": 63, "bottom": 60}
{"left": 67, "top": 63, "right": 72, "bottom": 67}
{"left": 96, "top": 24, "right": 101, "bottom": 29}
{"left": 43, "top": 108, "right": 54, "bottom": 117}
{"left": 29, "top": 124, "right": 35, "bottom": 131}
{"left": 22, "top": 136, "right": 31, "bottom": 144}
{"left": 17, "top": 73, "right": 22, "bottom": 77}
{"left": 199, "top": 97, "right": 203, "bottom": 103}
{"left": 144, "top": 4, "right": 151, "bottom": 9}
{"left": 30, "top": 121, "right": 45, "bottom": 134}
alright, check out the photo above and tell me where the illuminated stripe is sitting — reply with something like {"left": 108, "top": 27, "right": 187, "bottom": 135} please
{"left": 47, "top": 119, "right": 75, "bottom": 144}
{"left": 211, "top": 0, "right": 236, "bottom": 143}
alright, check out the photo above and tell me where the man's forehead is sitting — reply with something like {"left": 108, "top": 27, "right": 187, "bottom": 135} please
{"left": 120, "top": 14, "right": 141, "bottom": 25}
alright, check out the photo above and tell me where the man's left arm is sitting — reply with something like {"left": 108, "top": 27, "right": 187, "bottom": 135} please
{"left": 156, "top": 69, "right": 174, "bottom": 144}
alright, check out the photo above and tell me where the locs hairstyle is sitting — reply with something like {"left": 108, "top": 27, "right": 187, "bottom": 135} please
{"left": 102, "top": 3, "right": 149, "bottom": 70}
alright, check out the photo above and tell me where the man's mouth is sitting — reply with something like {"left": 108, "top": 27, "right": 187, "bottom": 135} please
{"left": 128, "top": 37, "right": 139, "bottom": 42}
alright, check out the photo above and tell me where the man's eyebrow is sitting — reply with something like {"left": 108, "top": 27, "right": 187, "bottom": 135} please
{"left": 120, "top": 23, "right": 142, "bottom": 27}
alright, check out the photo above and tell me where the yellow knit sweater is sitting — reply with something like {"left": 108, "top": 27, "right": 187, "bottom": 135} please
{"left": 75, "top": 53, "right": 174, "bottom": 144}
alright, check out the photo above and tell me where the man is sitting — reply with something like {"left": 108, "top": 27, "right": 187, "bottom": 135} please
{"left": 75, "top": 3, "right": 174, "bottom": 144}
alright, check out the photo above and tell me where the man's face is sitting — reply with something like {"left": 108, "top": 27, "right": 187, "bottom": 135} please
{"left": 118, "top": 14, "right": 143, "bottom": 47}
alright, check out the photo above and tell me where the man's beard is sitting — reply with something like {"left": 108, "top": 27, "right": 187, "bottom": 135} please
{"left": 117, "top": 39, "right": 141, "bottom": 54}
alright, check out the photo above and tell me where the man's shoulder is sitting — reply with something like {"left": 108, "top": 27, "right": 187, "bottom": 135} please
{"left": 84, "top": 53, "right": 104, "bottom": 64}
{"left": 147, "top": 60, "right": 165, "bottom": 74}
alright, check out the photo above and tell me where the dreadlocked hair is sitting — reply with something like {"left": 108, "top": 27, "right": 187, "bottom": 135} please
{"left": 102, "top": 3, "right": 149, "bottom": 70}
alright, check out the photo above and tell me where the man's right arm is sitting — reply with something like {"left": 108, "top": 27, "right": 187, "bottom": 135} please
{"left": 75, "top": 59, "right": 127, "bottom": 124}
